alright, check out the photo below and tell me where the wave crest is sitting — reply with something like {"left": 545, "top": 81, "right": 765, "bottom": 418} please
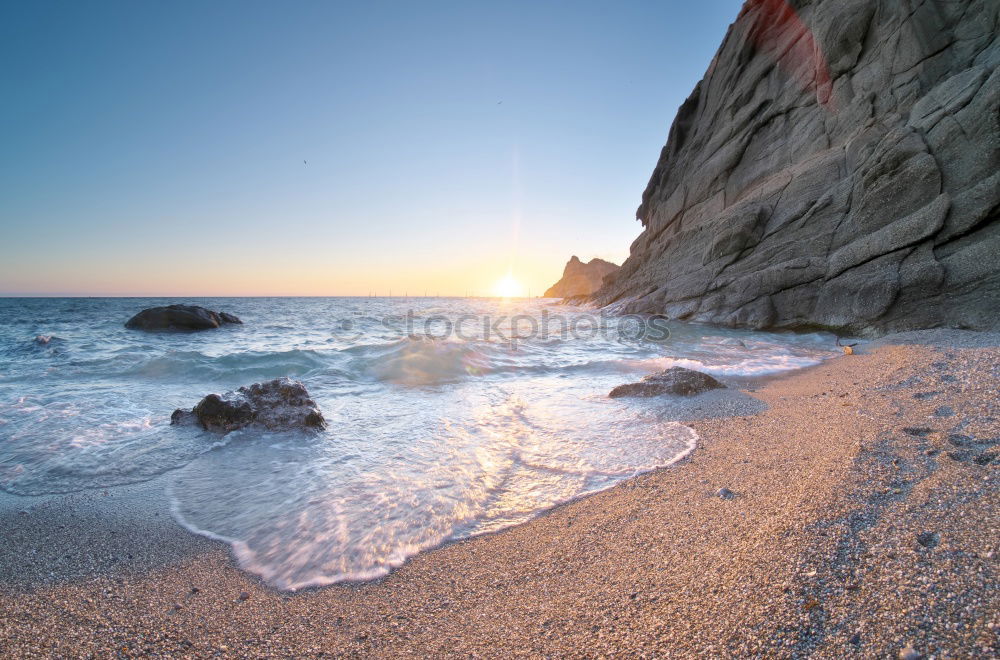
{"left": 352, "top": 336, "right": 503, "bottom": 386}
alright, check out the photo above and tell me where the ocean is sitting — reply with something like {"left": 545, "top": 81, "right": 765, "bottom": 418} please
{"left": 0, "top": 297, "right": 838, "bottom": 590}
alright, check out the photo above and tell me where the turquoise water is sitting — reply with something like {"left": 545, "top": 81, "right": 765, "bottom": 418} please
{"left": 0, "top": 297, "right": 837, "bottom": 589}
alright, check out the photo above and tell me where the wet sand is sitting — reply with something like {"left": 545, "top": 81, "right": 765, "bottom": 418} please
{"left": 1, "top": 329, "right": 997, "bottom": 657}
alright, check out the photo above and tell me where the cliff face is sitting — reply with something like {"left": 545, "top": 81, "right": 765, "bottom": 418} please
{"left": 545, "top": 256, "right": 620, "bottom": 298}
{"left": 595, "top": 0, "right": 999, "bottom": 335}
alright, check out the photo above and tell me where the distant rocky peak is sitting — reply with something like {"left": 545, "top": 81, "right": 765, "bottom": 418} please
{"left": 545, "top": 256, "right": 620, "bottom": 299}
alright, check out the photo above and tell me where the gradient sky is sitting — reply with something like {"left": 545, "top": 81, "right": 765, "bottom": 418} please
{"left": 1, "top": 0, "right": 742, "bottom": 296}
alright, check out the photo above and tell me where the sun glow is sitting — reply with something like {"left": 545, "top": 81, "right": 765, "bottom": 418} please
{"left": 492, "top": 272, "right": 525, "bottom": 298}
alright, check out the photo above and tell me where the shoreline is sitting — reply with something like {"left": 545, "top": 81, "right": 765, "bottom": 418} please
{"left": 1, "top": 329, "right": 997, "bottom": 656}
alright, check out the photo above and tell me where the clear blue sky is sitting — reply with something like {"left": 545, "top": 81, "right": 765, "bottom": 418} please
{"left": 0, "top": 0, "right": 742, "bottom": 296}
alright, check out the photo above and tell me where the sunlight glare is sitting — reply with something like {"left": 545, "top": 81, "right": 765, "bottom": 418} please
{"left": 492, "top": 272, "right": 525, "bottom": 298}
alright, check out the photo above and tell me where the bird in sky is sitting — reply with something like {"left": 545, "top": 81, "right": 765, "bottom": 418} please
{"left": 303, "top": 160, "right": 307, "bottom": 165}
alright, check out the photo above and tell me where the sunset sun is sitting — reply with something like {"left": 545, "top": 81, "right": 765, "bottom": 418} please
{"left": 492, "top": 272, "right": 525, "bottom": 298}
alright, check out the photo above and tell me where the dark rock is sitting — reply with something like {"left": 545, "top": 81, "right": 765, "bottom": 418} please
{"left": 171, "top": 377, "right": 326, "bottom": 434}
{"left": 916, "top": 531, "right": 940, "bottom": 548}
{"left": 933, "top": 406, "right": 955, "bottom": 417}
{"left": 913, "top": 391, "right": 942, "bottom": 400}
{"left": 901, "top": 427, "right": 934, "bottom": 437}
{"left": 947, "top": 434, "right": 975, "bottom": 447}
{"left": 715, "top": 487, "right": 737, "bottom": 500}
{"left": 974, "top": 451, "right": 996, "bottom": 466}
{"left": 609, "top": 367, "right": 726, "bottom": 398}
{"left": 591, "top": 1, "right": 1000, "bottom": 336}
{"left": 238, "top": 591, "right": 250, "bottom": 602}
{"left": 545, "top": 256, "right": 620, "bottom": 298}
{"left": 124, "top": 304, "right": 242, "bottom": 332}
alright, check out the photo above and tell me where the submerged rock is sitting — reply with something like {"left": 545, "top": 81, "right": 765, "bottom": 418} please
{"left": 125, "top": 304, "right": 242, "bottom": 332}
{"left": 0, "top": 335, "right": 66, "bottom": 359}
{"left": 30, "top": 335, "right": 65, "bottom": 352}
{"left": 171, "top": 377, "right": 326, "bottom": 434}
{"left": 609, "top": 367, "right": 726, "bottom": 398}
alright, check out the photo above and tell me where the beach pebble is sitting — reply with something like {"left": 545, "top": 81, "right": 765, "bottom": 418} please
{"left": 973, "top": 452, "right": 995, "bottom": 466}
{"left": 238, "top": 591, "right": 250, "bottom": 601}
{"left": 899, "top": 644, "right": 921, "bottom": 660}
{"left": 917, "top": 531, "right": 939, "bottom": 548}
{"left": 715, "top": 488, "right": 736, "bottom": 500}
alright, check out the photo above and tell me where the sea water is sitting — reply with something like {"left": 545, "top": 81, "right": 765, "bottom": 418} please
{"left": 0, "top": 297, "right": 837, "bottom": 590}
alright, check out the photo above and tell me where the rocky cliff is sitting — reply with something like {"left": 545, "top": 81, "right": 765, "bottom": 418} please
{"left": 545, "top": 256, "right": 620, "bottom": 298}
{"left": 594, "top": 0, "right": 999, "bottom": 335}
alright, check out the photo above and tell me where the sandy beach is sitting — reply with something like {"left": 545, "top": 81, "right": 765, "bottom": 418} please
{"left": 1, "top": 329, "right": 997, "bottom": 658}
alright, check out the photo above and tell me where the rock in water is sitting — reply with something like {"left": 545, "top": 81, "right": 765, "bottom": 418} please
{"left": 592, "top": 0, "right": 1000, "bottom": 336}
{"left": 125, "top": 304, "right": 242, "bottom": 331}
{"left": 545, "top": 256, "right": 620, "bottom": 298}
{"left": 171, "top": 377, "right": 326, "bottom": 434}
{"left": 609, "top": 367, "right": 726, "bottom": 398}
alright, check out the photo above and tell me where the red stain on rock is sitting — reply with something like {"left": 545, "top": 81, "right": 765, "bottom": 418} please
{"left": 742, "top": 0, "right": 835, "bottom": 109}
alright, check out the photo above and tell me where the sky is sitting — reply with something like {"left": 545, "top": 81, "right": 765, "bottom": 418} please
{"left": 0, "top": 0, "right": 742, "bottom": 297}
